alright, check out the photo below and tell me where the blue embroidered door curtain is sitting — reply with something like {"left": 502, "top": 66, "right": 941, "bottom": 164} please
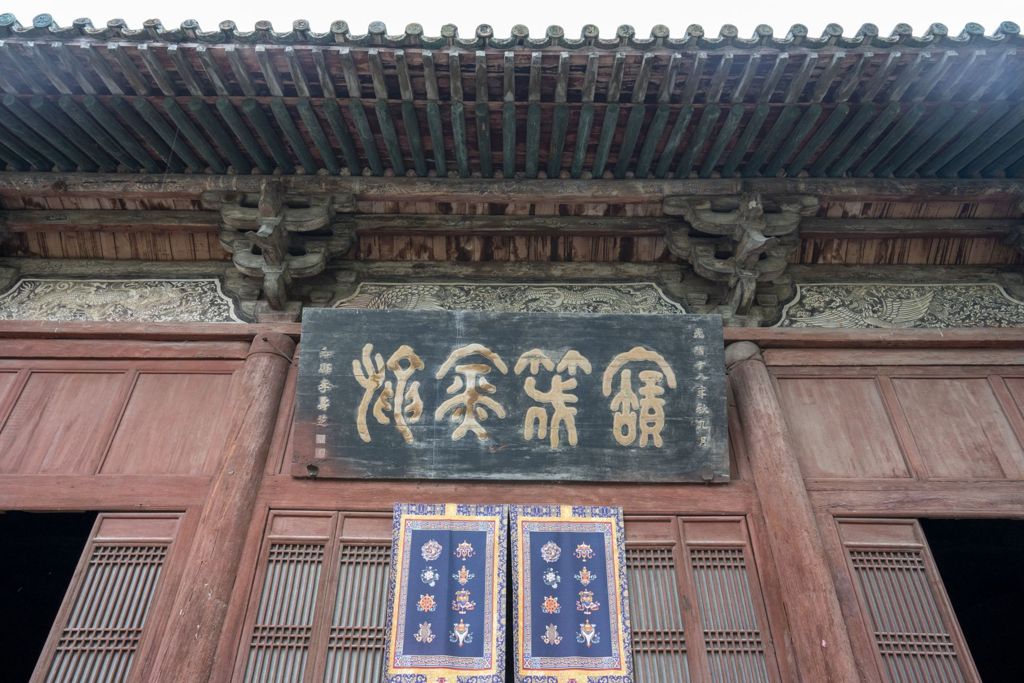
{"left": 383, "top": 503, "right": 507, "bottom": 683}
{"left": 511, "top": 505, "right": 634, "bottom": 683}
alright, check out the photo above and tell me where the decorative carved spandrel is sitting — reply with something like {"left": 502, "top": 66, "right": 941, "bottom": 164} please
{"left": 663, "top": 192, "right": 817, "bottom": 319}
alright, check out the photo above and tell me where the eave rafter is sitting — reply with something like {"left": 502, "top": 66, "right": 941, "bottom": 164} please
{"left": 0, "top": 16, "right": 1021, "bottom": 181}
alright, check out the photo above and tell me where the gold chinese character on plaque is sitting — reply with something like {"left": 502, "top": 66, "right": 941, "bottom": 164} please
{"left": 514, "top": 349, "right": 592, "bottom": 448}
{"left": 601, "top": 347, "right": 677, "bottom": 448}
{"left": 434, "top": 344, "right": 508, "bottom": 441}
{"left": 352, "top": 343, "right": 425, "bottom": 444}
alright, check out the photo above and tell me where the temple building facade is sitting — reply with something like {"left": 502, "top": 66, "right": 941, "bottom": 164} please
{"left": 0, "top": 13, "right": 1022, "bottom": 683}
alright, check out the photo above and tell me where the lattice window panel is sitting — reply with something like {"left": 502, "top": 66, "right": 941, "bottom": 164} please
{"left": 243, "top": 542, "right": 325, "bottom": 682}
{"left": 626, "top": 546, "right": 690, "bottom": 683}
{"left": 849, "top": 549, "right": 966, "bottom": 683}
{"left": 322, "top": 544, "right": 390, "bottom": 682}
{"left": 688, "top": 547, "right": 771, "bottom": 683}
{"left": 35, "top": 515, "right": 178, "bottom": 683}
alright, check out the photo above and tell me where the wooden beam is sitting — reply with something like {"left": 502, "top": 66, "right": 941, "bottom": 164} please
{"left": 0, "top": 97, "right": 76, "bottom": 171}
{"left": 592, "top": 52, "right": 625, "bottom": 178}
{"left": 51, "top": 42, "right": 97, "bottom": 95}
{"left": 853, "top": 103, "right": 926, "bottom": 176}
{"left": 224, "top": 45, "right": 256, "bottom": 97}
{"left": 636, "top": 52, "right": 680, "bottom": 178}
{"left": 613, "top": 52, "right": 654, "bottom": 178}
{"left": 269, "top": 98, "right": 318, "bottom": 173}
{"left": 8, "top": 211, "right": 1013, "bottom": 240}
{"left": 83, "top": 96, "right": 160, "bottom": 173}
{"left": 107, "top": 43, "right": 151, "bottom": 96}
{"left": 253, "top": 45, "right": 283, "bottom": 97}
{"left": 786, "top": 104, "right": 851, "bottom": 176}
{"left": 167, "top": 44, "right": 205, "bottom": 96}
{"left": 423, "top": 51, "right": 447, "bottom": 176}
{"left": 107, "top": 98, "right": 184, "bottom": 173}
{"left": 215, "top": 98, "right": 273, "bottom": 174}
{"left": 395, "top": 50, "right": 428, "bottom": 177}
{"left": 743, "top": 105, "right": 801, "bottom": 177}
{"left": 475, "top": 51, "right": 493, "bottom": 178}
{"left": 295, "top": 98, "right": 340, "bottom": 175}
{"left": 195, "top": 45, "right": 231, "bottom": 97}
{"left": 547, "top": 52, "right": 571, "bottom": 178}
{"left": 654, "top": 105, "right": 694, "bottom": 179}
{"left": 129, "top": 98, "right": 203, "bottom": 173}
{"left": 1, "top": 173, "right": 1020, "bottom": 203}
{"left": 939, "top": 104, "right": 1024, "bottom": 178}
{"left": 758, "top": 53, "right": 789, "bottom": 103}
{"left": 827, "top": 102, "right": 901, "bottom": 177}
{"left": 368, "top": 49, "right": 406, "bottom": 175}
{"left": 448, "top": 51, "right": 470, "bottom": 178}
{"left": 2, "top": 95, "right": 96, "bottom": 171}
{"left": 699, "top": 104, "right": 745, "bottom": 178}
{"left": 1, "top": 209, "right": 220, "bottom": 232}
{"left": 763, "top": 104, "right": 823, "bottom": 177}
{"left": 524, "top": 51, "right": 542, "bottom": 178}
{"left": 720, "top": 104, "right": 769, "bottom": 178}
{"left": 347, "top": 213, "right": 675, "bottom": 234}
{"left": 321, "top": 97, "right": 361, "bottom": 176}
{"left": 24, "top": 42, "right": 73, "bottom": 95}
{"left": 79, "top": 44, "right": 123, "bottom": 95}
{"left": 705, "top": 52, "right": 733, "bottom": 104}
{"left": 162, "top": 97, "right": 226, "bottom": 173}
{"left": 189, "top": 98, "right": 252, "bottom": 174}
{"left": 799, "top": 217, "right": 1022, "bottom": 237}
{"left": 807, "top": 103, "right": 876, "bottom": 177}
{"left": 339, "top": 47, "right": 383, "bottom": 176}
{"left": 570, "top": 53, "right": 600, "bottom": 179}
{"left": 674, "top": 104, "right": 719, "bottom": 178}
{"left": 284, "top": 47, "right": 310, "bottom": 98}
{"left": 502, "top": 51, "right": 517, "bottom": 178}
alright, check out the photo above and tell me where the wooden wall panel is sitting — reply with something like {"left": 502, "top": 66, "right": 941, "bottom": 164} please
{"left": 1001, "top": 377, "right": 1024, "bottom": 420}
{"left": 776, "top": 378, "right": 909, "bottom": 479}
{"left": 0, "top": 371, "right": 128, "bottom": 474}
{"left": 892, "top": 378, "right": 1024, "bottom": 479}
{"left": 0, "top": 371, "right": 19, "bottom": 403}
{"left": 101, "top": 372, "right": 235, "bottom": 475}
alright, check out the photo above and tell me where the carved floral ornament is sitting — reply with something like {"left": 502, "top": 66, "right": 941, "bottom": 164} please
{"left": 333, "top": 281, "right": 686, "bottom": 313}
{"left": 777, "top": 283, "right": 1024, "bottom": 328}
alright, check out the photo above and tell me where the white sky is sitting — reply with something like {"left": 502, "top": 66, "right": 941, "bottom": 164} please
{"left": 2, "top": 0, "right": 1021, "bottom": 38}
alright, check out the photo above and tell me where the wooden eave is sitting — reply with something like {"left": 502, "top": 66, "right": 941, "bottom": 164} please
{"left": 0, "top": 16, "right": 1021, "bottom": 181}
{"left": 1, "top": 174, "right": 1020, "bottom": 268}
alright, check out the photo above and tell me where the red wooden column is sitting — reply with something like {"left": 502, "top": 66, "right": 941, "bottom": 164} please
{"left": 726, "top": 341, "right": 860, "bottom": 682}
{"left": 149, "top": 332, "right": 295, "bottom": 683}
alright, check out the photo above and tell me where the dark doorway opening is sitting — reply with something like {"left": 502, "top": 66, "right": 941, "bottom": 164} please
{"left": 921, "top": 518, "right": 1024, "bottom": 683}
{"left": 0, "top": 511, "right": 96, "bottom": 682}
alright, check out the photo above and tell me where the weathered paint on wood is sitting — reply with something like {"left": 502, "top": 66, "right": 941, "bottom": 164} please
{"left": 293, "top": 309, "right": 728, "bottom": 482}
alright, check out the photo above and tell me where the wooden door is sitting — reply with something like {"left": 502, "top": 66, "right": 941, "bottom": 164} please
{"left": 31, "top": 514, "right": 183, "bottom": 683}
{"left": 834, "top": 519, "right": 980, "bottom": 683}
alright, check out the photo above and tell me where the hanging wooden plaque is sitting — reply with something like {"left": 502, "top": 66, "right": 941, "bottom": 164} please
{"left": 292, "top": 309, "right": 728, "bottom": 482}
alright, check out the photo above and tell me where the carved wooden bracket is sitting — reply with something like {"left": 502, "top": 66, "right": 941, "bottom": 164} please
{"left": 663, "top": 193, "right": 818, "bottom": 317}
{"left": 217, "top": 181, "right": 353, "bottom": 310}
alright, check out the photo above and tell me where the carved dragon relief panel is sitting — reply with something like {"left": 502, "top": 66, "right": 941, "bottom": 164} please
{"left": 333, "top": 282, "right": 685, "bottom": 314}
{"left": 776, "top": 283, "right": 1024, "bottom": 328}
{"left": 0, "top": 278, "right": 245, "bottom": 322}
